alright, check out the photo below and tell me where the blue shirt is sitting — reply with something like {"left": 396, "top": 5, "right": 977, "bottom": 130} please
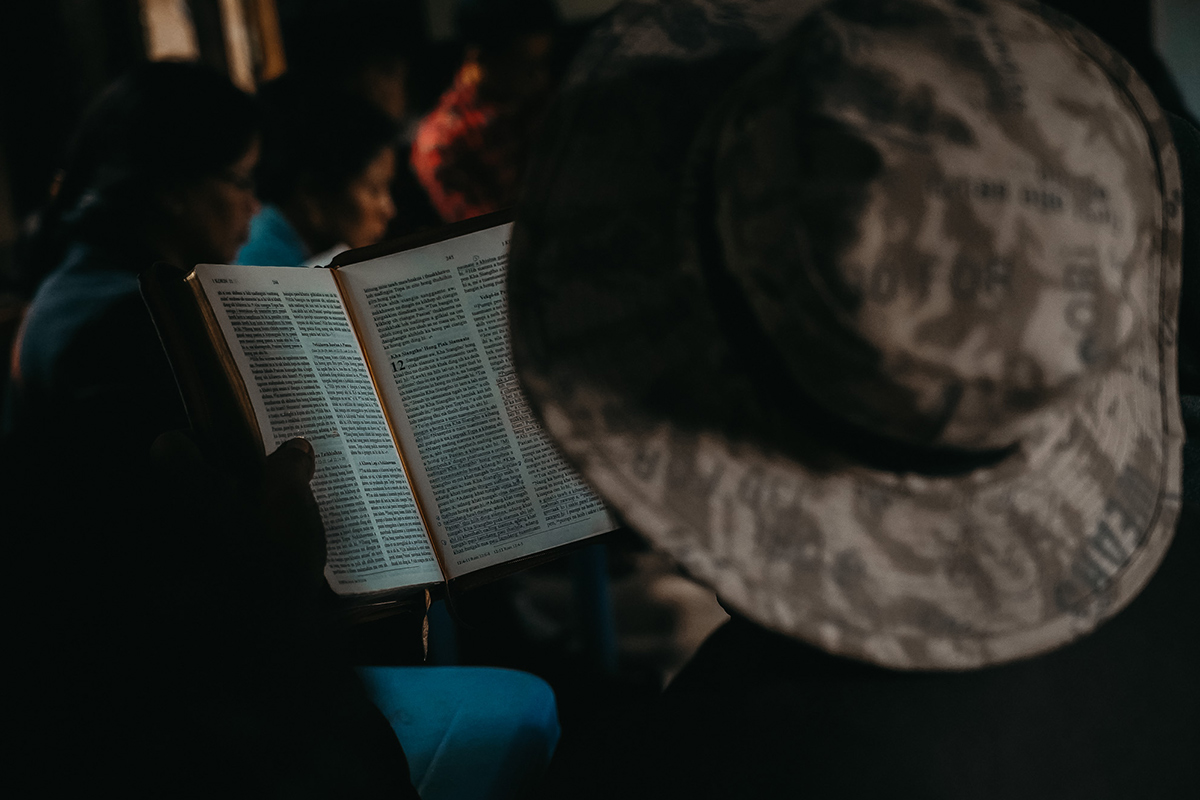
{"left": 235, "top": 204, "right": 310, "bottom": 267}
{"left": 3, "top": 241, "right": 184, "bottom": 441}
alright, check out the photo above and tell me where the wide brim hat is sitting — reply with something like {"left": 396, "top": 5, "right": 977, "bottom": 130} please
{"left": 508, "top": 0, "right": 1184, "bottom": 669}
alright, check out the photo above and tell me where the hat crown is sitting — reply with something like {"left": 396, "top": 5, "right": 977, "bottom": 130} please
{"left": 712, "top": 0, "right": 1155, "bottom": 449}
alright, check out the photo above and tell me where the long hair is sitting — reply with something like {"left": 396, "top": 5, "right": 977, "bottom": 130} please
{"left": 17, "top": 61, "right": 258, "bottom": 291}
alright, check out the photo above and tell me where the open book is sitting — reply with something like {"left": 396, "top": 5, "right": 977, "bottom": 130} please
{"left": 144, "top": 213, "right": 614, "bottom": 605}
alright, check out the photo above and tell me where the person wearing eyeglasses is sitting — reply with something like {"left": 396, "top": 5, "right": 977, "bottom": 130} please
{"left": 4, "top": 61, "right": 260, "bottom": 445}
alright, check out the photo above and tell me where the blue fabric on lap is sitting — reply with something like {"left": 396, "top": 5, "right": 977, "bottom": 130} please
{"left": 356, "top": 666, "right": 560, "bottom": 800}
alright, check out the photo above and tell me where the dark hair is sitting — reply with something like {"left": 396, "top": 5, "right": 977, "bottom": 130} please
{"left": 455, "top": 0, "right": 559, "bottom": 53}
{"left": 18, "top": 61, "right": 258, "bottom": 289}
{"left": 282, "top": 8, "right": 418, "bottom": 87}
{"left": 254, "top": 74, "right": 398, "bottom": 206}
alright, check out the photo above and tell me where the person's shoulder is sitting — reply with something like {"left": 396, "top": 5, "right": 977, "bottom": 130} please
{"left": 32, "top": 243, "right": 140, "bottom": 304}
{"left": 17, "top": 245, "right": 139, "bottom": 375}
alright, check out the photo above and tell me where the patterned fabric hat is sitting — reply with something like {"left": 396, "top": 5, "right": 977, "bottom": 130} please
{"left": 507, "top": 0, "right": 1185, "bottom": 669}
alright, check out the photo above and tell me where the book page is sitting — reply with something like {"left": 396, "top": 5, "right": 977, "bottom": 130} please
{"left": 191, "top": 264, "right": 443, "bottom": 593}
{"left": 336, "top": 223, "right": 613, "bottom": 577}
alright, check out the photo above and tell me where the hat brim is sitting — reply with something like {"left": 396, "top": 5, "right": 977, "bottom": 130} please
{"left": 508, "top": 0, "right": 1184, "bottom": 669}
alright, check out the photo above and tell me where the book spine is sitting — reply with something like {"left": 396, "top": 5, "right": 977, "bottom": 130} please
{"left": 330, "top": 266, "right": 453, "bottom": 585}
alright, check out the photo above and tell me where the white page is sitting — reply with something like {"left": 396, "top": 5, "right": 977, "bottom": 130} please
{"left": 336, "top": 223, "right": 613, "bottom": 577}
{"left": 193, "top": 264, "right": 442, "bottom": 593}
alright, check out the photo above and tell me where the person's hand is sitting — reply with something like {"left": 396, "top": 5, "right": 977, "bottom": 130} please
{"left": 151, "top": 431, "right": 327, "bottom": 591}
{"left": 260, "top": 437, "right": 326, "bottom": 588}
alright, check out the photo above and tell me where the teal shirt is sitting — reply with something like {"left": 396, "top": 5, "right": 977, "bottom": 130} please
{"left": 235, "top": 204, "right": 310, "bottom": 266}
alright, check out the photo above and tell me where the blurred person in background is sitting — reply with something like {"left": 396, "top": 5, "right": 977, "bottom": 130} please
{"left": 3, "top": 60, "right": 259, "bottom": 445}
{"left": 280, "top": 8, "right": 443, "bottom": 239}
{"left": 2, "top": 58, "right": 559, "bottom": 800}
{"left": 411, "top": 0, "right": 559, "bottom": 223}
{"left": 236, "top": 74, "right": 398, "bottom": 267}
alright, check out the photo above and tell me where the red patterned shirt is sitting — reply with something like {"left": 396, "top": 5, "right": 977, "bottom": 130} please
{"left": 411, "top": 65, "right": 542, "bottom": 223}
